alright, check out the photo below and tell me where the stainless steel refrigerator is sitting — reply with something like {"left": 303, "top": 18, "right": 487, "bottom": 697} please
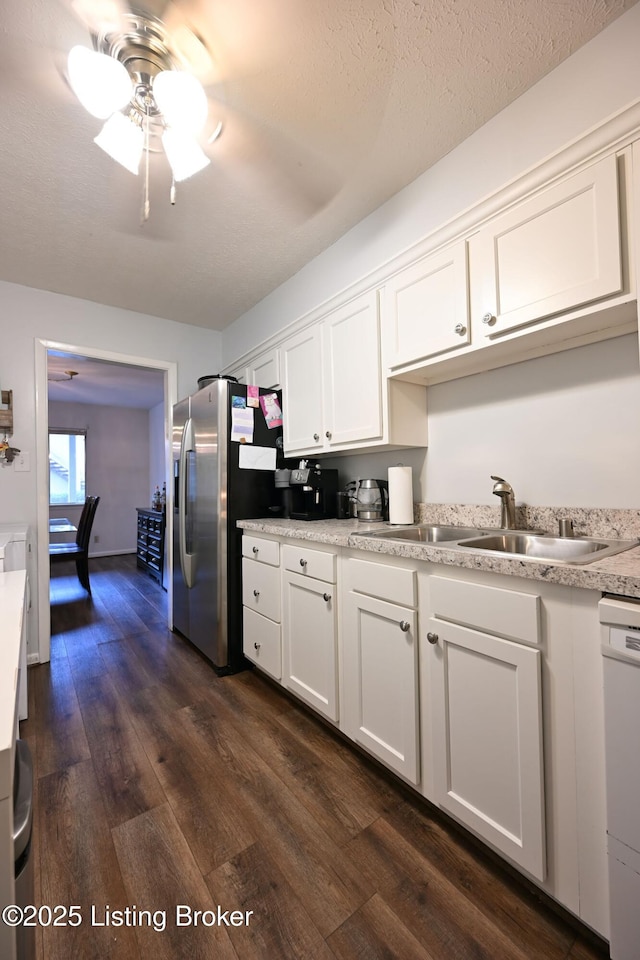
{"left": 172, "top": 377, "right": 283, "bottom": 673}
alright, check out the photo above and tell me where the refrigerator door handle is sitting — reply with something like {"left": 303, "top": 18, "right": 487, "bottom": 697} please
{"left": 179, "top": 417, "right": 196, "bottom": 589}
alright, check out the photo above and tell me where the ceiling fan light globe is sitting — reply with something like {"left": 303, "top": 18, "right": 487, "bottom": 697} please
{"left": 153, "top": 70, "right": 208, "bottom": 134}
{"left": 67, "top": 45, "right": 132, "bottom": 120}
{"left": 162, "top": 129, "right": 210, "bottom": 182}
{"left": 94, "top": 113, "right": 143, "bottom": 175}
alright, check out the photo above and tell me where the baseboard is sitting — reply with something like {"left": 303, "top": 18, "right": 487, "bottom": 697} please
{"left": 88, "top": 549, "right": 137, "bottom": 558}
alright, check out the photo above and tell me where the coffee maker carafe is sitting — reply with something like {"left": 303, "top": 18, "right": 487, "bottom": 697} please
{"left": 288, "top": 462, "right": 339, "bottom": 520}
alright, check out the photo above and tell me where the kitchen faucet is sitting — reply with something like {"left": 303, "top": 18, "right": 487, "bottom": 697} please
{"left": 491, "top": 476, "right": 517, "bottom": 529}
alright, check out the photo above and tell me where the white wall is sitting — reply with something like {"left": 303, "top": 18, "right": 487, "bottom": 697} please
{"left": 49, "top": 400, "right": 151, "bottom": 554}
{"left": 325, "top": 334, "right": 640, "bottom": 509}
{"left": 221, "top": 4, "right": 640, "bottom": 510}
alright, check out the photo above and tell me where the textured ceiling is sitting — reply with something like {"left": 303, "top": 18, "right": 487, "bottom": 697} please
{"left": 0, "top": 0, "right": 636, "bottom": 332}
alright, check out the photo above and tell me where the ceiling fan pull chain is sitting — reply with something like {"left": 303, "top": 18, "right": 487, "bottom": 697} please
{"left": 142, "top": 101, "right": 151, "bottom": 223}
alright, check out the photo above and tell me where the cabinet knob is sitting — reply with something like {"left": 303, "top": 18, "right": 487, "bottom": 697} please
{"left": 253, "top": 589, "right": 260, "bottom": 598}
{"left": 454, "top": 323, "right": 466, "bottom": 336}
{"left": 323, "top": 593, "right": 331, "bottom": 602}
{"left": 399, "top": 620, "right": 410, "bottom": 632}
{"left": 325, "top": 430, "right": 332, "bottom": 440}
{"left": 300, "top": 558, "right": 307, "bottom": 568}
{"left": 482, "top": 312, "right": 497, "bottom": 326}
{"left": 252, "top": 546, "right": 258, "bottom": 554}
{"left": 313, "top": 433, "right": 320, "bottom": 442}
{"left": 254, "top": 641, "right": 261, "bottom": 650}
{"left": 427, "top": 631, "right": 439, "bottom": 644}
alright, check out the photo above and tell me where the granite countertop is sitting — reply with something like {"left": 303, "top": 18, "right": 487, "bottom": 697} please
{"left": 237, "top": 517, "right": 640, "bottom": 598}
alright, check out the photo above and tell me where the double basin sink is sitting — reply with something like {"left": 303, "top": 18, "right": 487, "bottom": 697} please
{"left": 353, "top": 524, "right": 639, "bottom": 565}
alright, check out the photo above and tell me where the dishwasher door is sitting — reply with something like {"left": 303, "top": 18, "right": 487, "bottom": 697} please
{"left": 600, "top": 596, "right": 640, "bottom": 960}
{"left": 13, "top": 740, "right": 34, "bottom": 960}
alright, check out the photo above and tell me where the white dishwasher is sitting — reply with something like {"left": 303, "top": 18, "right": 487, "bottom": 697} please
{"left": 599, "top": 594, "right": 640, "bottom": 960}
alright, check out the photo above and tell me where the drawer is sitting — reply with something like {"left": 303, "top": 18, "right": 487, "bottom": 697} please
{"left": 346, "top": 557, "right": 416, "bottom": 607}
{"left": 242, "top": 535, "right": 280, "bottom": 567}
{"left": 242, "top": 558, "right": 281, "bottom": 622}
{"left": 429, "top": 575, "right": 541, "bottom": 646}
{"left": 282, "top": 544, "right": 336, "bottom": 583}
{"left": 244, "top": 607, "right": 281, "bottom": 680}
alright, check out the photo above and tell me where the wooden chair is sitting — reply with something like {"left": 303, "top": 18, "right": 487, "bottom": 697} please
{"left": 49, "top": 496, "right": 100, "bottom": 594}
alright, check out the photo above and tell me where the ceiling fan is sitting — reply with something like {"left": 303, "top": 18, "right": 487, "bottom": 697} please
{"left": 63, "top": 0, "right": 226, "bottom": 220}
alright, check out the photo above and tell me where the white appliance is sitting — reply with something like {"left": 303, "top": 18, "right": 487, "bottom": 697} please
{"left": 0, "top": 525, "right": 30, "bottom": 721}
{"left": 599, "top": 594, "right": 640, "bottom": 960}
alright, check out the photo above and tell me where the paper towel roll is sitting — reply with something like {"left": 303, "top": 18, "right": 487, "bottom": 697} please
{"left": 388, "top": 466, "right": 413, "bottom": 524}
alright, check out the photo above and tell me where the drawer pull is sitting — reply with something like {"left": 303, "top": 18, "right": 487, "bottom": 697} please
{"left": 427, "top": 632, "right": 439, "bottom": 644}
{"left": 399, "top": 620, "right": 410, "bottom": 632}
{"left": 252, "top": 546, "right": 259, "bottom": 554}
{"left": 253, "top": 589, "right": 260, "bottom": 598}
{"left": 454, "top": 323, "right": 466, "bottom": 336}
{"left": 313, "top": 433, "right": 320, "bottom": 442}
{"left": 254, "top": 642, "right": 261, "bottom": 650}
{"left": 482, "top": 312, "right": 497, "bottom": 326}
{"left": 323, "top": 593, "right": 331, "bottom": 602}
{"left": 325, "top": 430, "right": 332, "bottom": 439}
{"left": 300, "top": 558, "right": 307, "bottom": 568}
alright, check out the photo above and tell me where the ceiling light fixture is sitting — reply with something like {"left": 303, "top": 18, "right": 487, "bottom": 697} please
{"left": 67, "top": 12, "right": 217, "bottom": 221}
{"left": 48, "top": 370, "right": 79, "bottom": 383}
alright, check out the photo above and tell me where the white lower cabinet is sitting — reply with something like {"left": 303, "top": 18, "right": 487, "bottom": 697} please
{"left": 282, "top": 544, "right": 338, "bottom": 721}
{"left": 342, "top": 556, "right": 419, "bottom": 785}
{"left": 427, "top": 617, "right": 545, "bottom": 880}
{"left": 242, "top": 536, "right": 282, "bottom": 681}
{"left": 242, "top": 532, "right": 608, "bottom": 935}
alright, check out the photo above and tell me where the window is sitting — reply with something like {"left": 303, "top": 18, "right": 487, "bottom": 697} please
{"left": 49, "top": 430, "right": 86, "bottom": 505}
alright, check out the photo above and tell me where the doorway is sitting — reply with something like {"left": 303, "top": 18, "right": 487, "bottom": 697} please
{"left": 35, "top": 339, "right": 177, "bottom": 664}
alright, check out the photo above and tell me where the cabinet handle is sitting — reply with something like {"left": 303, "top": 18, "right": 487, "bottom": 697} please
{"left": 254, "top": 641, "right": 261, "bottom": 650}
{"left": 454, "top": 323, "right": 466, "bottom": 336}
{"left": 427, "top": 632, "right": 439, "bottom": 644}
{"left": 313, "top": 433, "right": 320, "bottom": 441}
{"left": 252, "top": 546, "right": 259, "bottom": 554}
{"left": 253, "top": 589, "right": 260, "bottom": 598}
{"left": 399, "top": 620, "right": 410, "bottom": 632}
{"left": 300, "top": 558, "right": 307, "bottom": 568}
{"left": 323, "top": 593, "right": 331, "bottom": 602}
{"left": 482, "top": 312, "right": 497, "bottom": 326}
{"left": 325, "top": 430, "right": 332, "bottom": 440}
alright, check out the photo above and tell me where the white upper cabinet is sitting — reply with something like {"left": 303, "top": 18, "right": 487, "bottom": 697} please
{"left": 469, "top": 154, "right": 623, "bottom": 340}
{"left": 281, "top": 324, "right": 325, "bottom": 453}
{"left": 383, "top": 241, "right": 470, "bottom": 368}
{"left": 283, "top": 291, "right": 383, "bottom": 455}
{"left": 248, "top": 347, "right": 281, "bottom": 389}
{"left": 322, "top": 291, "right": 383, "bottom": 447}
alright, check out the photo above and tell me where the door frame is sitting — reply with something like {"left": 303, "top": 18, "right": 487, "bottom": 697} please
{"left": 35, "top": 338, "right": 178, "bottom": 663}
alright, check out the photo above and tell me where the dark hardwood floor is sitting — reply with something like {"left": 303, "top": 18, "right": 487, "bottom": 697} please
{"left": 20, "top": 555, "right": 610, "bottom": 960}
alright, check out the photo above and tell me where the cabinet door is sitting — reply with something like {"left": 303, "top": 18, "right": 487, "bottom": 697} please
{"left": 282, "top": 571, "right": 338, "bottom": 720}
{"left": 428, "top": 617, "right": 546, "bottom": 880}
{"left": 343, "top": 591, "right": 419, "bottom": 784}
{"left": 322, "top": 291, "right": 383, "bottom": 446}
{"left": 248, "top": 348, "right": 280, "bottom": 389}
{"left": 384, "top": 241, "right": 470, "bottom": 367}
{"left": 282, "top": 326, "right": 324, "bottom": 454}
{"left": 470, "top": 154, "right": 622, "bottom": 339}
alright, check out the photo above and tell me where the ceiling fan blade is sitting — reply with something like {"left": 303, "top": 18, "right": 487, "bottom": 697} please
{"left": 60, "top": 0, "right": 131, "bottom": 35}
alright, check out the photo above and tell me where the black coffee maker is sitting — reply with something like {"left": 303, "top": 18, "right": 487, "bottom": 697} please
{"left": 286, "top": 463, "right": 339, "bottom": 520}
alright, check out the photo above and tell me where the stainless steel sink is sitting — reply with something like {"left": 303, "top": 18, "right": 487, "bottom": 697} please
{"left": 353, "top": 524, "right": 493, "bottom": 543}
{"left": 454, "top": 533, "right": 639, "bottom": 565}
